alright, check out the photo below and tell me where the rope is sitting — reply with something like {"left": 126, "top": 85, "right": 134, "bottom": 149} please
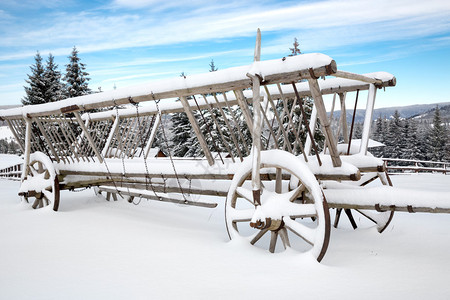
{"left": 84, "top": 103, "right": 122, "bottom": 198}
{"left": 152, "top": 94, "right": 188, "bottom": 204}
{"left": 192, "top": 95, "right": 224, "bottom": 164}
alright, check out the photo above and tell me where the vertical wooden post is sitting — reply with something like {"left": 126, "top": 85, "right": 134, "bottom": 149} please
{"left": 338, "top": 93, "right": 349, "bottom": 143}
{"left": 179, "top": 96, "right": 214, "bottom": 166}
{"left": 360, "top": 84, "right": 377, "bottom": 155}
{"left": 22, "top": 118, "right": 32, "bottom": 180}
{"left": 144, "top": 114, "right": 161, "bottom": 159}
{"left": 307, "top": 78, "right": 341, "bottom": 167}
{"left": 249, "top": 28, "right": 262, "bottom": 204}
{"left": 304, "top": 104, "right": 318, "bottom": 156}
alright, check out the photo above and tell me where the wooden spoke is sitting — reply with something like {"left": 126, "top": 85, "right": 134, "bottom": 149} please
{"left": 279, "top": 227, "right": 291, "bottom": 249}
{"left": 275, "top": 167, "right": 282, "bottom": 193}
{"left": 283, "top": 217, "right": 315, "bottom": 245}
{"left": 333, "top": 171, "right": 395, "bottom": 233}
{"left": 288, "top": 203, "right": 317, "bottom": 218}
{"left": 236, "top": 187, "right": 254, "bottom": 204}
{"left": 21, "top": 152, "right": 60, "bottom": 211}
{"left": 229, "top": 208, "right": 255, "bottom": 223}
{"left": 225, "top": 150, "right": 330, "bottom": 261}
{"left": 250, "top": 228, "right": 269, "bottom": 245}
{"left": 32, "top": 198, "right": 40, "bottom": 209}
{"left": 287, "top": 184, "right": 306, "bottom": 202}
{"left": 269, "top": 231, "right": 278, "bottom": 253}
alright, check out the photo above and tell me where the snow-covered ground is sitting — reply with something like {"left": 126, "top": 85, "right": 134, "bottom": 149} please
{"left": 0, "top": 154, "right": 449, "bottom": 299}
{"left": 0, "top": 125, "right": 13, "bottom": 140}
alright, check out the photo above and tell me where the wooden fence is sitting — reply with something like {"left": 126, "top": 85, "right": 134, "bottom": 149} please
{"left": 0, "top": 163, "right": 22, "bottom": 180}
{"left": 383, "top": 158, "right": 449, "bottom": 175}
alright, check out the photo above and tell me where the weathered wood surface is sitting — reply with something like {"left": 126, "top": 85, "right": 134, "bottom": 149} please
{"left": 0, "top": 54, "right": 338, "bottom": 119}
{"left": 97, "top": 185, "right": 218, "bottom": 208}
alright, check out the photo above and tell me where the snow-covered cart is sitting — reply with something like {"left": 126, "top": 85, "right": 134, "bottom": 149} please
{"left": 2, "top": 32, "right": 446, "bottom": 262}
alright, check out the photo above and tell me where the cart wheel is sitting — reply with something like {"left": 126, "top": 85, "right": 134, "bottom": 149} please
{"left": 225, "top": 150, "right": 330, "bottom": 262}
{"left": 333, "top": 171, "right": 394, "bottom": 233}
{"left": 19, "top": 152, "right": 60, "bottom": 211}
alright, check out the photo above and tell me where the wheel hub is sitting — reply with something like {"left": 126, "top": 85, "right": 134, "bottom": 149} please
{"left": 250, "top": 217, "right": 284, "bottom": 231}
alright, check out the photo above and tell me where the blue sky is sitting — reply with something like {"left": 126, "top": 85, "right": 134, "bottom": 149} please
{"left": 0, "top": 0, "right": 449, "bottom": 109}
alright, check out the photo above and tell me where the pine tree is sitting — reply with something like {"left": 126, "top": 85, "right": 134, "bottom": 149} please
{"left": 209, "top": 59, "right": 218, "bottom": 72}
{"left": 44, "top": 54, "right": 64, "bottom": 103}
{"left": 385, "top": 111, "right": 403, "bottom": 158}
{"left": 370, "top": 116, "right": 386, "bottom": 157}
{"left": 171, "top": 111, "right": 194, "bottom": 157}
{"left": 289, "top": 38, "right": 301, "bottom": 56}
{"left": 428, "top": 106, "right": 447, "bottom": 161}
{"left": 22, "top": 52, "right": 47, "bottom": 105}
{"left": 63, "top": 46, "right": 91, "bottom": 98}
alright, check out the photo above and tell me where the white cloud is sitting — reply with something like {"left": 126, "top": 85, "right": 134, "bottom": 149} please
{"left": 1, "top": 0, "right": 449, "bottom": 61}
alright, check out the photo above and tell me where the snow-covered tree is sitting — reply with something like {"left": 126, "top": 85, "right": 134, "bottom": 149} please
{"left": 428, "top": 106, "right": 447, "bottom": 161}
{"left": 22, "top": 52, "right": 46, "bottom": 105}
{"left": 44, "top": 54, "right": 64, "bottom": 103}
{"left": 274, "top": 97, "right": 324, "bottom": 155}
{"left": 171, "top": 111, "right": 195, "bottom": 157}
{"left": 384, "top": 111, "right": 403, "bottom": 158}
{"left": 289, "top": 38, "right": 301, "bottom": 56}
{"left": 63, "top": 46, "right": 91, "bottom": 98}
{"left": 209, "top": 59, "right": 218, "bottom": 72}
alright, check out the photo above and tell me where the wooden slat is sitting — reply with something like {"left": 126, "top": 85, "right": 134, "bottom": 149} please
{"left": 307, "top": 78, "right": 341, "bottom": 167}
{"left": 179, "top": 96, "right": 214, "bottom": 166}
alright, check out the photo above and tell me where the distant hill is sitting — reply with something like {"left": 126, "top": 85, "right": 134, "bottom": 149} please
{"left": 332, "top": 102, "right": 450, "bottom": 123}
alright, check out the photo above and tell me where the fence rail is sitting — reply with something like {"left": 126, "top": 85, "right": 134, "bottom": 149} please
{"left": 0, "top": 163, "right": 22, "bottom": 180}
{"left": 383, "top": 158, "right": 449, "bottom": 175}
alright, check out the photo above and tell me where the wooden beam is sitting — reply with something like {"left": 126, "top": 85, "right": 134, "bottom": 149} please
{"left": 74, "top": 111, "right": 103, "bottom": 163}
{"left": 179, "top": 96, "right": 214, "bottom": 166}
{"left": 307, "top": 78, "right": 341, "bottom": 167}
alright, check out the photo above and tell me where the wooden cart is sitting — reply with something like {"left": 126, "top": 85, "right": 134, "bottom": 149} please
{"left": 4, "top": 32, "right": 445, "bottom": 262}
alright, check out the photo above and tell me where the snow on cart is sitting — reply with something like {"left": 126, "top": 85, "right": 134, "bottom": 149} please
{"left": 1, "top": 30, "right": 446, "bottom": 262}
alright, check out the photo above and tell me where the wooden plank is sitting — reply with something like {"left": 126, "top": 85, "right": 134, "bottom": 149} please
{"left": 179, "top": 96, "right": 214, "bottom": 166}
{"left": 74, "top": 111, "right": 103, "bottom": 163}
{"left": 1, "top": 58, "right": 337, "bottom": 119}
{"left": 97, "top": 186, "right": 218, "bottom": 208}
{"left": 307, "top": 78, "right": 341, "bottom": 167}
{"left": 34, "top": 118, "right": 59, "bottom": 163}
{"left": 6, "top": 120, "right": 25, "bottom": 153}
{"left": 359, "top": 84, "right": 376, "bottom": 155}
{"left": 101, "top": 116, "right": 119, "bottom": 157}
{"left": 339, "top": 93, "right": 349, "bottom": 143}
{"left": 22, "top": 118, "right": 32, "bottom": 180}
{"left": 327, "top": 202, "right": 450, "bottom": 214}
{"left": 144, "top": 114, "right": 161, "bottom": 159}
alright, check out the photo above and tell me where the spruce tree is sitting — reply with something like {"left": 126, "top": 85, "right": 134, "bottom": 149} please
{"left": 385, "top": 111, "right": 403, "bottom": 158}
{"left": 428, "top": 106, "right": 447, "bottom": 161}
{"left": 44, "top": 54, "right": 64, "bottom": 103}
{"left": 289, "top": 38, "right": 301, "bottom": 56}
{"left": 63, "top": 46, "right": 91, "bottom": 98}
{"left": 171, "top": 111, "right": 194, "bottom": 157}
{"left": 209, "top": 59, "right": 218, "bottom": 72}
{"left": 370, "top": 116, "right": 386, "bottom": 157}
{"left": 22, "top": 52, "right": 46, "bottom": 105}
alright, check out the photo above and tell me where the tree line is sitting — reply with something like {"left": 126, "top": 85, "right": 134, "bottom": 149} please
{"left": 369, "top": 107, "right": 449, "bottom": 162}
{"left": 2, "top": 38, "right": 449, "bottom": 164}
{"left": 22, "top": 47, "right": 91, "bottom": 106}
